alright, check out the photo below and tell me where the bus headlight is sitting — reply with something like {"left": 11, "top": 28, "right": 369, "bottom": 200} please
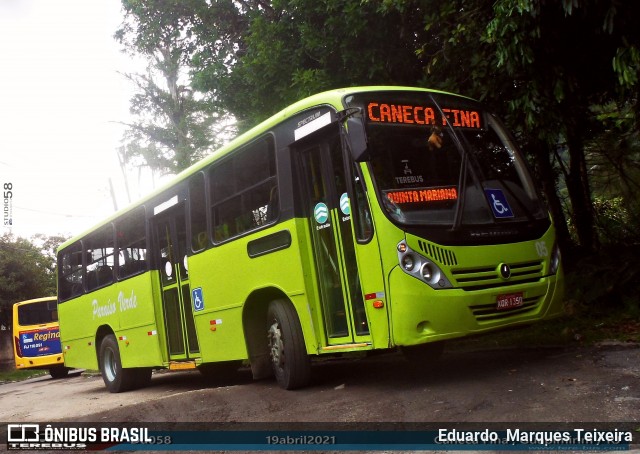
{"left": 397, "top": 240, "right": 453, "bottom": 289}
{"left": 550, "top": 243, "right": 561, "bottom": 275}
{"left": 420, "top": 263, "right": 434, "bottom": 281}
{"left": 402, "top": 255, "right": 416, "bottom": 271}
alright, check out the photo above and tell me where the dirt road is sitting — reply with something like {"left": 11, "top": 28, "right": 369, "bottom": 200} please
{"left": 1, "top": 343, "right": 639, "bottom": 425}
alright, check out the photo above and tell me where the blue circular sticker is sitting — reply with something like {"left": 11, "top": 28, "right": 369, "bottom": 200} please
{"left": 340, "top": 193, "right": 350, "bottom": 215}
{"left": 314, "top": 202, "right": 329, "bottom": 224}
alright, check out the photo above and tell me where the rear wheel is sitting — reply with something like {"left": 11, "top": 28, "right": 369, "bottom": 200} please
{"left": 99, "top": 334, "right": 137, "bottom": 393}
{"left": 267, "top": 300, "right": 311, "bottom": 390}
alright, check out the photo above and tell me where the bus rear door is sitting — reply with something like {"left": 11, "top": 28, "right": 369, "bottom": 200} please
{"left": 152, "top": 204, "right": 201, "bottom": 365}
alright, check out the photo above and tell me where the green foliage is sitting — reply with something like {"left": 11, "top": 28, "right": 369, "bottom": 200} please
{"left": 564, "top": 246, "right": 640, "bottom": 321}
{"left": 0, "top": 369, "right": 47, "bottom": 384}
{"left": 118, "top": 0, "right": 640, "bottom": 255}
{"left": 591, "top": 197, "right": 635, "bottom": 244}
{"left": 115, "top": 0, "right": 235, "bottom": 174}
{"left": 0, "top": 233, "right": 62, "bottom": 328}
{"left": 192, "top": 0, "right": 427, "bottom": 127}
{"left": 586, "top": 101, "right": 640, "bottom": 245}
{"left": 613, "top": 42, "right": 640, "bottom": 88}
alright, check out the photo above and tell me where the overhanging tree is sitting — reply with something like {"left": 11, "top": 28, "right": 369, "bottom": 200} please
{"left": 0, "top": 233, "right": 60, "bottom": 327}
{"left": 115, "top": 0, "right": 234, "bottom": 175}
{"left": 116, "top": 0, "right": 639, "bottom": 254}
{"left": 191, "top": 0, "right": 429, "bottom": 128}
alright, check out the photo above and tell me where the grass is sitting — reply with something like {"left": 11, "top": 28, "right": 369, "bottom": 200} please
{"left": 0, "top": 368, "right": 48, "bottom": 384}
{"left": 448, "top": 311, "right": 640, "bottom": 351}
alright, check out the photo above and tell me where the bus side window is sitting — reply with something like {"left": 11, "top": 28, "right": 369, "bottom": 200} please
{"left": 189, "top": 172, "right": 208, "bottom": 252}
{"left": 85, "top": 225, "right": 115, "bottom": 292}
{"left": 58, "top": 242, "right": 84, "bottom": 302}
{"left": 353, "top": 163, "right": 374, "bottom": 242}
{"left": 116, "top": 207, "right": 147, "bottom": 280}
{"left": 210, "top": 135, "right": 277, "bottom": 242}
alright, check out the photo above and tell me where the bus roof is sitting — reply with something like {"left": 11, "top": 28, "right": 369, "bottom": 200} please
{"left": 58, "top": 86, "right": 454, "bottom": 251}
{"left": 14, "top": 296, "right": 57, "bottom": 307}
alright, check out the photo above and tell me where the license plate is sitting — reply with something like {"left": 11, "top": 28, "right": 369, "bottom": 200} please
{"left": 496, "top": 292, "right": 524, "bottom": 311}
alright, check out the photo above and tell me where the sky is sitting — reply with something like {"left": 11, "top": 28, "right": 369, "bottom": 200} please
{"left": 0, "top": 0, "right": 158, "bottom": 240}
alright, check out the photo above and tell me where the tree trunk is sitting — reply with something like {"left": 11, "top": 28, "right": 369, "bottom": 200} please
{"left": 565, "top": 129, "right": 597, "bottom": 252}
{"left": 531, "top": 140, "right": 572, "bottom": 255}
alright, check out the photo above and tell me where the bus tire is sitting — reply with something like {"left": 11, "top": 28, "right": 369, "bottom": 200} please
{"left": 99, "top": 334, "right": 136, "bottom": 393}
{"left": 49, "top": 366, "right": 69, "bottom": 379}
{"left": 267, "top": 300, "right": 311, "bottom": 390}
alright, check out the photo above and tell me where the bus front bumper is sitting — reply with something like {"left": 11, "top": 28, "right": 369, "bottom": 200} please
{"left": 388, "top": 266, "right": 565, "bottom": 347}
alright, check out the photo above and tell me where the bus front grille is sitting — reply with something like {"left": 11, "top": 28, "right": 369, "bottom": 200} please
{"left": 451, "top": 260, "right": 544, "bottom": 290}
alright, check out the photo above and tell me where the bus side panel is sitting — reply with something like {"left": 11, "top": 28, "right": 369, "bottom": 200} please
{"left": 59, "top": 293, "right": 106, "bottom": 370}
{"left": 187, "top": 219, "right": 317, "bottom": 363}
{"left": 59, "top": 272, "right": 163, "bottom": 370}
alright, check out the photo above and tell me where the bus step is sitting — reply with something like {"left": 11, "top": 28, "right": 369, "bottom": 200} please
{"left": 168, "top": 361, "right": 197, "bottom": 371}
{"left": 321, "top": 343, "right": 371, "bottom": 351}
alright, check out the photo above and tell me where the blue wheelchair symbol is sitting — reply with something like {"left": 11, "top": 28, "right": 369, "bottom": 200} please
{"left": 192, "top": 287, "right": 204, "bottom": 312}
{"left": 484, "top": 189, "right": 514, "bottom": 219}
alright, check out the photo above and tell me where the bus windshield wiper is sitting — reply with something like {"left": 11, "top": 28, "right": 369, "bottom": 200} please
{"left": 428, "top": 95, "right": 481, "bottom": 231}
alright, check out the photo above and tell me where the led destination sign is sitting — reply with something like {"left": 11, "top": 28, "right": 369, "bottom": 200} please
{"left": 386, "top": 187, "right": 458, "bottom": 204}
{"left": 367, "top": 102, "right": 482, "bottom": 129}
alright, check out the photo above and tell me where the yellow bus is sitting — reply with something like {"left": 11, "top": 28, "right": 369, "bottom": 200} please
{"left": 12, "top": 297, "right": 69, "bottom": 379}
{"left": 57, "top": 87, "right": 564, "bottom": 392}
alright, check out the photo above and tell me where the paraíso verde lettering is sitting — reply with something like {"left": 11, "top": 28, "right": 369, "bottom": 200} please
{"left": 92, "top": 290, "right": 138, "bottom": 319}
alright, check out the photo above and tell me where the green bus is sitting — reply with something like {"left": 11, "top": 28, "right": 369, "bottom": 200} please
{"left": 56, "top": 86, "right": 564, "bottom": 392}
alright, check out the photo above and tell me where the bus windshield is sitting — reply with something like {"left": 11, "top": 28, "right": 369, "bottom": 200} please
{"left": 348, "top": 92, "right": 547, "bottom": 228}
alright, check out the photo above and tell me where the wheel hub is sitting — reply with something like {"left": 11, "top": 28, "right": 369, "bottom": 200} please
{"left": 268, "top": 322, "right": 285, "bottom": 368}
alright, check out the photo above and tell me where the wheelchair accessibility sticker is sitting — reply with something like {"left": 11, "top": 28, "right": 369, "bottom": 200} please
{"left": 484, "top": 189, "right": 514, "bottom": 219}
{"left": 192, "top": 287, "right": 204, "bottom": 312}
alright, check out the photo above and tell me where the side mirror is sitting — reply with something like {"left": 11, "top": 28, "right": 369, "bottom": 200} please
{"left": 346, "top": 116, "right": 369, "bottom": 162}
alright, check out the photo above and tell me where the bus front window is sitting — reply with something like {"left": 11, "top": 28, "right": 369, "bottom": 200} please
{"left": 366, "top": 112, "right": 546, "bottom": 229}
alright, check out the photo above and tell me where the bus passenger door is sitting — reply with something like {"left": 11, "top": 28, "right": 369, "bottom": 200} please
{"left": 296, "top": 133, "right": 371, "bottom": 347}
{"left": 152, "top": 206, "right": 200, "bottom": 361}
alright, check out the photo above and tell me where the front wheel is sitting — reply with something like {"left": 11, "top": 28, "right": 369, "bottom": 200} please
{"left": 99, "top": 334, "right": 138, "bottom": 393}
{"left": 267, "top": 300, "right": 311, "bottom": 390}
